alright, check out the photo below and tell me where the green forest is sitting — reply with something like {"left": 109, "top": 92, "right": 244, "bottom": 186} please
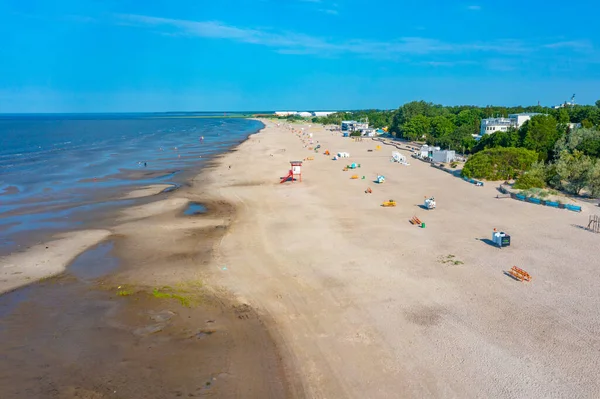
{"left": 311, "top": 100, "right": 600, "bottom": 197}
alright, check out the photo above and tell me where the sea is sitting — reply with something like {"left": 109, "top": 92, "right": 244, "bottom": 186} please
{"left": 0, "top": 113, "right": 265, "bottom": 252}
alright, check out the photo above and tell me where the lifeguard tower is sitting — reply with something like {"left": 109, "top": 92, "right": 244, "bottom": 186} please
{"left": 280, "top": 161, "right": 303, "bottom": 183}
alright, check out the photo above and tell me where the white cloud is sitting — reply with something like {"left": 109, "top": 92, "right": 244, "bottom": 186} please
{"left": 467, "top": 5, "right": 481, "bottom": 11}
{"left": 113, "top": 14, "right": 595, "bottom": 63}
{"left": 543, "top": 40, "right": 593, "bottom": 51}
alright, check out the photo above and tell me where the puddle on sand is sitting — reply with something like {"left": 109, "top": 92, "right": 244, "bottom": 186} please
{"left": 184, "top": 202, "right": 207, "bottom": 216}
{"left": 68, "top": 241, "right": 120, "bottom": 280}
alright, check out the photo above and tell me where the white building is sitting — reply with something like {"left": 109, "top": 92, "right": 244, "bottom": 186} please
{"left": 341, "top": 121, "right": 369, "bottom": 132}
{"left": 508, "top": 113, "right": 541, "bottom": 127}
{"left": 480, "top": 113, "right": 542, "bottom": 136}
{"left": 312, "top": 111, "right": 337, "bottom": 117}
{"left": 419, "top": 145, "right": 456, "bottom": 163}
{"left": 480, "top": 117, "right": 514, "bottom": 135}
{"left": 298, "top": 112, "right": 313, "bottom": 118}
{"left": 432, "top": 150, "right": 456, "bottom": 163}
{"left": 275, "top": 111, "right": 297, "bottom": 116}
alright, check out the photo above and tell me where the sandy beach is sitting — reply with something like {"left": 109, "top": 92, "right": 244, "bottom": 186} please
{"left": 2, "top": 120, "right": 600, "bottom": 398}
{"left": 195, "top": 120, "right": 600, "bottom": 398}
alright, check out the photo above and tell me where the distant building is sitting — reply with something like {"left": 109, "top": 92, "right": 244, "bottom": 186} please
{"left": 312, "top": 111, "right": 337, "bottom": 117}
{"left": 341, "top": 120, "right": 369, "bottom": 132}
{"left": 431, "top": 150, "right": 456, "bottom": 164}
{"left": 419, "top": 145, "right": 456, "bottom": 163}
{"left": 508, "top": 113, "right": 541, "bottom": 127}
{"left": 480, "top": 113, "right": 542, "bottom": 136}
{"left": 554, "top": 94, "right": 576, "bottom": 109}
{"left": 275, "top": 111, "right": 337, "bottom": 118}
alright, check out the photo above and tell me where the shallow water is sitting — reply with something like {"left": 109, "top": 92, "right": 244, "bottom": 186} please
{"left": 68, "top": 241, "right": 120, "bottom": 281}
{"left": 184, "top": 202, "right": 207, "bottom": 216}
{"left": 0, "top": 115, "right": 263, "bottom": 249}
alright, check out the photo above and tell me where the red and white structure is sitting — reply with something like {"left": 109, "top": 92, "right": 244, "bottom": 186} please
{"left": 280, "top": 161, "right": 303, "bottom": 183}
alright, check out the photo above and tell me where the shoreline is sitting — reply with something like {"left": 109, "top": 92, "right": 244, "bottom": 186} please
{"left": 0, "top": 120, "right": 296, "bottom": 398}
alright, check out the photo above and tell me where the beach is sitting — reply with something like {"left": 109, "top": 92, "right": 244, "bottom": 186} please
{"left": 2, "top": 119, "right": 600, "bottom": 398}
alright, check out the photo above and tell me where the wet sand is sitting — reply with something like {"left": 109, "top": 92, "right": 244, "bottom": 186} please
{"left": 0, "top": 275, "right": 288, "bottom": 398}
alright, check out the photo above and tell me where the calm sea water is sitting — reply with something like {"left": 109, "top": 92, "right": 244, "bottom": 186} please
{"left": 0, "top": 114, "right": 264, "bottom": 249}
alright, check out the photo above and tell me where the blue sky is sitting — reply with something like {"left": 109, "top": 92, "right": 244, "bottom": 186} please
{"left": 1, "top": 0, "right": 599, "bottom": 112}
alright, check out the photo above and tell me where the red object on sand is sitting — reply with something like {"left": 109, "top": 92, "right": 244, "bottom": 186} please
{"left": 280, "top": 161, "right": 303, "bottom": 184}
{"left": 280, "top": 170, "right": 294, "bottom": 183}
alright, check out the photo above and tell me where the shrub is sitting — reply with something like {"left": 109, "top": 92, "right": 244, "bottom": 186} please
{"left": 514, "top": 161, "right": 547, "bottom": 189}
{"left": 349, "top": 131, "right": 362, "bottom": 137}
{"left": 462, "top": 147, "right": 539, "bottom": 180}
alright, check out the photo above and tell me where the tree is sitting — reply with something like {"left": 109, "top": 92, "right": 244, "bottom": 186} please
{"left": 587, "top": 160, "right": 600, "bottom": 197}
{"left": 581, "top": 119, "right": 593, "bottom": 128}
{"left": 429, "top": 116, "right": 455, "bottom": 141}
{"left": 554, "top": 127, "right": 600, "bottom": 158}
{"left": 473, "top": 128, "right": 520, "bottom": 153}
{"left": 596, "top": 99, "right": 600, "bottom": 108}
{"left": 456, "top": 109, "right": 478, "bottom": 127}
{"left": 520, "top": 115, "right": 560, "bottom": 161}
{"left": 462, "top": 147, "right": 539, "bottom": 180}
{"left": 552, "top": 150, "right": 594, "bottom": 195}
{"left": 400, "top": 115, "right": 430, "bottom": 141}
{"left": 557, "top": 108, "right": 570, "bottom": 124}
{"left": 442, "top": 124, "right": 475, "bottom": 152}
{"left": 513, "top": 161, "right": 547, "bottom": 189}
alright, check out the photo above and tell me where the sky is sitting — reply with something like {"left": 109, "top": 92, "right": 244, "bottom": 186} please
{"left": 1, "top": 0, "right": 599, "bottom": 112}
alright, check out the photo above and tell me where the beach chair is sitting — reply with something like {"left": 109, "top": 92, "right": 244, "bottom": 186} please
{"left": 508, "top": 266, "right": 531, "bottom": 282}
{"left": 410, "top": 216, "right": 422, "bottom": 225}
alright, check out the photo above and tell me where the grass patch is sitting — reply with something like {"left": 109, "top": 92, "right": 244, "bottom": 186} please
{"left": 520, "top": 187, "right": 551, "bottom": 199}
{"left": 152, "top": 280, "right": 204, "bottom": 308}
{"left": 439, "top": 254, "right": 464, "bottom": 266}
{"left": 117, "top": 290, "right": 133, "bottom": 296}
